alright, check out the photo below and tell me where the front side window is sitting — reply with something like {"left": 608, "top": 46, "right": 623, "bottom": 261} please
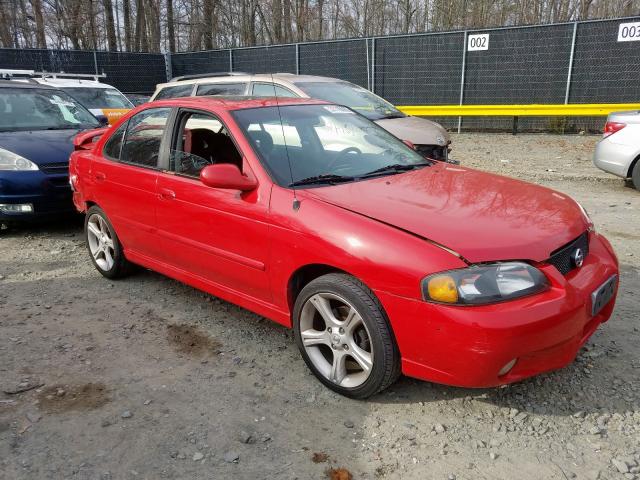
{"left": 154, "top": 84, "right": 194, "bottom": 100}
{"left": 0, "top": 87, "right": 100, "bottom": 131}
{"left": 293, "top": 81, "right": 404, "bottom": 121}
{"left": 232, "top": 104, "right": 428, "bottom": 187}
{"left": 120, "top": 108, "right": 170, "bottom": 168}
{"left": 196, "top": 83, "right": 248, "bottom": 96}
{"left": 251, "top": 83, "right": 298, "bottom": 98}
{"left": 170, "top": 111, "right": 242, "bottom": 178}
{"left": 64, "top": 87, "right": 133, "bottom": 109}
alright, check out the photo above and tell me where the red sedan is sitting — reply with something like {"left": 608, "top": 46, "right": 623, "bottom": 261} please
{"left": 69, "top": 97, "right": 619, "bottom": 399}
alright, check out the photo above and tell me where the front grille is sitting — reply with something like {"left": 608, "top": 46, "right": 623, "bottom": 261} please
{"left": 40, "top": 162, "right": 69, "bottom": 175}
{"left": 548, "top": 232, "right": 589, "bottom": 275}
{"left": 415, "top": 144, "right": 447, "bottom": 161}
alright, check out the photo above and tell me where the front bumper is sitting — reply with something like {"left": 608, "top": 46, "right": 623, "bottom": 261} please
{"left": 593, "top": 138, "right": 635, "bottom": 178}
{"left": 376, "top": 232, "right": 619, "bottom": 388}
{"left": 0, "top": 170, "right": 75, "bottom": 222}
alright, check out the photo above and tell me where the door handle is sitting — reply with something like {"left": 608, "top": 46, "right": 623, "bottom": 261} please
{"left": 94, "top": 172, "right": 106, "bottom": 182}
{"left": 159, "top": 188, "right": 176, "bottom": 200}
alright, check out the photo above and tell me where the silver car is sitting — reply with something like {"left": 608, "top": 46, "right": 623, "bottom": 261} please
{"left": 151, "top": 72, "right": 452, "bottom": 162}
{"left": 594, "top": 110, "right": 640, "bottom": 190}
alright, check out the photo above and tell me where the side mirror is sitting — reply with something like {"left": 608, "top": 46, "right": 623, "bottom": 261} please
{"left": 200, "top": 164, "right": 257, "bottom": 191}
{"left": 95, "top": 114, "right": 109, "bottom": 127}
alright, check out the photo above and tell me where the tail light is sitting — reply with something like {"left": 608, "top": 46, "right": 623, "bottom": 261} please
{"left": 603, "top": 121, "right": 626, "bottom": 138}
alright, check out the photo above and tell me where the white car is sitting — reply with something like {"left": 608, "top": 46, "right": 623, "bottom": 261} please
{"left": 594, "top": 110, "right": 640, "bottom": 190}
{"left": 26, "top": 75, "right": 133, "bottom": 125}
{"left": 151, "top": 72, "right": 452, "bottom": 162}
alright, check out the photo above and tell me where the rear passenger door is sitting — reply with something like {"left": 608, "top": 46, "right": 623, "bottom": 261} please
{"left": 91, "top": 107, "right": 171, "bottom": 258}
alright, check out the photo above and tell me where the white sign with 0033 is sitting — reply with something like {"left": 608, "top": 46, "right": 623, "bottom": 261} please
{"left": 468, "top": 34, "right": 489, "bottom": 51}
{"left": 618, "top": 22, "right": 640, "bottom": 42}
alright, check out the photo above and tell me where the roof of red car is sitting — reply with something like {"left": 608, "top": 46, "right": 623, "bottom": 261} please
{"left": 148, "top": 96, "right": 330, "bottom": 111}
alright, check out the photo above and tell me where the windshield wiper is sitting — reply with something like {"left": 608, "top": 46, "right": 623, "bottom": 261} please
{"left": 360, "top": 162, "right": 431, "bottom": 178}
{"left": 289, "top": 174, "right": 355, "bottom": 187}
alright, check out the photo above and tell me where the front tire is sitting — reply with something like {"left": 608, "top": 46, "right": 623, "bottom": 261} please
{"left": 632, "top": 160, "right": 640, "bottom": 191}
{"left": 85, "top": 206, "right": 132, "bottom": 279}
{"left": 293, "top": 273, "right": 400, "bottom": 399}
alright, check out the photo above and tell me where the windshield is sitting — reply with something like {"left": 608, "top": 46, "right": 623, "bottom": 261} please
{"left": 64, "top": 87, "right": 133, "bottom": 109}
{"left": 0, "top": 88, "right": 100, "bottom": 131}
{"left": 294, "top": 81, "right": 405, "bottom": 120}
{"left": 232, "top": 104, "right": 429, "bottom": 188}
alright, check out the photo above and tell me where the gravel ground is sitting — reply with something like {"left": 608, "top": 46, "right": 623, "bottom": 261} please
{"left": 1, "top": 133, "right": 639, "bottom": 480}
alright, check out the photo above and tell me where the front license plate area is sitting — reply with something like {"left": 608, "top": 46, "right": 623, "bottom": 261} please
{"left": 591, "top": 274, "right": 617, "bottom": 316}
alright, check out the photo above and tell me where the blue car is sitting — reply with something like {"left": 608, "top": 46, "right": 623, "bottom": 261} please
{"left": 0, "top": 81, "right": 102, "bottom": 225}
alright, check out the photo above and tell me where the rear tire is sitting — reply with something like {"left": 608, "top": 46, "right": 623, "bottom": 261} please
{"left": 293, "top": 273, "right": 401, "bottom": 399}
{"left": 85, "top": 206, "right": 132, "bottom": 279}
{"left": 632, "top": 160, "right": 640, "bottom": 191}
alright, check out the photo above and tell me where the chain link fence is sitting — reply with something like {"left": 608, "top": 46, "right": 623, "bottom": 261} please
{"left": 2, "top": 15, "right": 639, "bottom": 132}
{"left": 0, "top": 48, "right": 166, "bottom": 94}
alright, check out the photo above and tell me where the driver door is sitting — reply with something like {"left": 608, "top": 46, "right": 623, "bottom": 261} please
{"left": 155, "top": 109, "right": 272, "bottom": 302}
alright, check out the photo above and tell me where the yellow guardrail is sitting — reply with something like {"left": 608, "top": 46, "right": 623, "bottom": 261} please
{"left": 397, "top": 103, "right": 640, "bottom": 117}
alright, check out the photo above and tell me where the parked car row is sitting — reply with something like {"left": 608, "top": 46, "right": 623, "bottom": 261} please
{"left": 0, "top": 68, "right": 624, "bottom": 397}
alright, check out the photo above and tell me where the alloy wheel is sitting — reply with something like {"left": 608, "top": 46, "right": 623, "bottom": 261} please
{"left": 299, "top": 292, "right": 374, "bottom": 388}
{"left": 86, "top": 213, "right": 115, "bottom": 271}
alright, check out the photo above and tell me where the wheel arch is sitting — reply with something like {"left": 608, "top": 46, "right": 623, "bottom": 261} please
{"left": 627, "top": 152, "right": 640, "bottom": 178}
{"left": 287, "top": 263, "right": 352, "bottom": 313}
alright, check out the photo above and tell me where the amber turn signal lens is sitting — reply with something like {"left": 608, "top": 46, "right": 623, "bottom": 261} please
{"left": 427, "top": 275, "right": 459, "bottom": 303}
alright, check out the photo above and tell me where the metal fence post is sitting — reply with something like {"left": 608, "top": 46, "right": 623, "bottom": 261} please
{"left": 229, "top": 49, "right": 233, "bottom": 72}
{"left": 93, "top": 50, "right": 99, "bottom": 75}
{"left": 564, "top": 22, "right": 578, "bottom": 104}
{"left": 164, "top": 52, "right": 172, "bottom": 81}
{"left": 457, "top": 31, "right": 468, "bottom": 134}
{"left": 365, "top": 38, "right": 370, "bottom": 90}
{"left": 295, "top": 43, "right": 300, "bottom": 74}
{"left": 370, "top": 37, "right": 376, "bottom": 94}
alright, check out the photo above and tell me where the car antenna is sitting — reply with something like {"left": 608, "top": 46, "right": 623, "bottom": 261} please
{"left": 270, "top": 72, "right": 300, "bottom": 211}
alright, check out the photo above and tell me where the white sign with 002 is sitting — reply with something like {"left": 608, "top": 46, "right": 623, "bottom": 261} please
{"left": 468, "top": 34, "right": 489, "bottom": 51}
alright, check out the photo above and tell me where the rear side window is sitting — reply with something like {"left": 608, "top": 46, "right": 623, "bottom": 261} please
{"left": 103, "top": 121, "right": 128, "bottom": 159}
{"left": 120, "top": 108, "right": 171, "bottom": 168}
{"left": 196, "top": 83, "right": 247, "bottom": 96}
{"left": 154, "top": 84, "right": 193, "bottom": 100}
{"left": 251, "top": 83, "right": 298, "bottom": 98}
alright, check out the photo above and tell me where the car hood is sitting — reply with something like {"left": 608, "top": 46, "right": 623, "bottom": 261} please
{"left": 0, "top": 129, "right": 83, "bottom": 166}
{"left": 374, "top": 116, "right": 450, "bottom": 146}
{"left": 303, "top": 163, "right": 588, "bottom": 263}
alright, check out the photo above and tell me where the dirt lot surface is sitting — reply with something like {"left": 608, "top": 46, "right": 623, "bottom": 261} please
{"left": 1, "top": 133, "right": 639, "bottom": 480}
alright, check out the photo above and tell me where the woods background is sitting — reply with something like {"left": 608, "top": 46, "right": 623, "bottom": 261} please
{"left": 0, "top": 0, "right": 638, "bottom": 53}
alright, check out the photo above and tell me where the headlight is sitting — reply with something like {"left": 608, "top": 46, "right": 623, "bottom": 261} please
{"left": 0, "top": 148, "right": 39, "bottom": 171}
{"left": 422, "top": 262, "right": 550, "bottom": 305}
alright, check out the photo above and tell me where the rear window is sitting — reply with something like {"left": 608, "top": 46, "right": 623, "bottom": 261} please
{"left": 196, "top": 83, "right": 247, "bottom": 96}
{"left": 154, "top": 84, "right": 194, "bottom": 100}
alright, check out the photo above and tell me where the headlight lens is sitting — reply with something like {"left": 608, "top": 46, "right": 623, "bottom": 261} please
{"left": 422, "top": 262, "right": 549, "bottom": 305}
{"left": 0, "top": 148, "right": 39, "bottom": 171}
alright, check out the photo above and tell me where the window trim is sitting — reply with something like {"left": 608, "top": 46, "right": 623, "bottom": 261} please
{"left": 102, "top": 119, "right": 129, "bottom": 161}
{"left": 195, "top": 82, "right": 250, "bottom": 97}
{"left": 250, "top": 82, "right": 298, "bottom": 98}
{"left": 168, "top": 107, "right": 246, "bottom": 181}
{"left": 102, "top": 107, "right": 174, "bottom": 171}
